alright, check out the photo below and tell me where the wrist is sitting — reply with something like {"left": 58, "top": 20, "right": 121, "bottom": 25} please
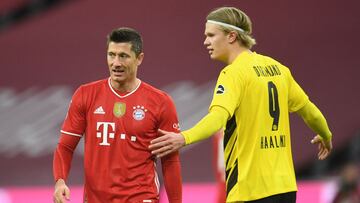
{"left": 55, "top": 178, "right": 65, "bottom": 186}
{"left": 181, "top": 131, "right": 190, "bottom": 145}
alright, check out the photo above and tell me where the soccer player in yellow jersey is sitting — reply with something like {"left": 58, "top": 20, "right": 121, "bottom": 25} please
{"left": 149, "top": 7, "right": 333, "bottom": 203}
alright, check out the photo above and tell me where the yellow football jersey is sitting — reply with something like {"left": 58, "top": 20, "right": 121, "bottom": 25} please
{"left": 210, "top": 51, "right": 309, "bottom": 202}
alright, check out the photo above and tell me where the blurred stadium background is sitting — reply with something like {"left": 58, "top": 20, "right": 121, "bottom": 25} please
{"left": 0, "top": 0, "right": 359, "bottom": 202}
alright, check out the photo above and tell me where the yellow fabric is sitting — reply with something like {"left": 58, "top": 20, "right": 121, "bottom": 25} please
{"left": 182, "top": 106, "right": 229, "bottom": 145}
{"left": 209, "top": 51, "right": 309, "bottom": 201}
{"left": 296, "top": 101, "right": 332, "bottom": 141}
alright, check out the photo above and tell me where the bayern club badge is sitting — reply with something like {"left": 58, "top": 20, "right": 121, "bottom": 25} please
{"left": 132, "top": 105, "right": 147, "bottom": 121}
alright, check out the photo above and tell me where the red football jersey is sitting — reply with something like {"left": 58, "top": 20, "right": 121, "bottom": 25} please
{"left": 60, "top": 78, "right": 181, "bottom": 203}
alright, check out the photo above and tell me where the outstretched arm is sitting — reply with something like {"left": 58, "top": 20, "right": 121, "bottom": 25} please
{"left": 296, "top": 101, "right": 333, "bottom": 160}
{"left": 53, "top": 134, "right": 81, "bottom": 203}
{"left": 149, "top": 106, "right": 229, "bottom": 157}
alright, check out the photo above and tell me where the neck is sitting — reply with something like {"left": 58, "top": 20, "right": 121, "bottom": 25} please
{"left": 225, "top": 46, "right": 250, "bottom": 65}
{"left": 110, "top": 78, "right": 140, "bottom": 93}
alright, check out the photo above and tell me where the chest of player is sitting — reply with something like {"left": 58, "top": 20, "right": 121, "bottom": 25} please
{"left": 86, "top": 97, "right": 159, "bottom": 146}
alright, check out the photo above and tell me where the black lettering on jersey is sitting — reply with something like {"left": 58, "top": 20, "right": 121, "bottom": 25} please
{"left": 253, "top": 65, "right": 282, "bottom": 77}
{"left": 216, "top": 85, "right": 225, "bottom": 94}
{"left": 260, "top": 135, "right": 286, "bottom": 149}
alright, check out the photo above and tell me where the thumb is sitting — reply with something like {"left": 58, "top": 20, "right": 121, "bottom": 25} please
{"left": 311, "top": 135, "right": 322, "bottom": 144}
{"left": 158, "top": 129, "right": 170, "bottom": 135}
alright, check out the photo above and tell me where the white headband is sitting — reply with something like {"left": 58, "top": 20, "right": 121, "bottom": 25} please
{"left": 207, "top": 20, "right": 245, "bottom": 33}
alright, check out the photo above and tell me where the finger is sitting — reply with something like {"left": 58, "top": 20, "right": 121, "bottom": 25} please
{"left": 157, "top": 148, "right": 174, "bottom": 158}
{"left": 54, "top": 196, "right": 64, "bottom": 203}
{"left": 318, "top": 143, "right": 326, "bottom": 158}
{"left": 319, "top": 150, "right": 329, "bottom": 160}
{"left": 150, "top": 135, "right": 169, "bottom": 145}
{"left": 158, "top": 129, "right": 171, "bottom": 135}
{"left": 149, "top": 139, "right": 169, "bottom": 150}
{"left": 54, "top": 191, "right": 62, "bottom": 203}
{"left": 318, "top": 147, "right": 325, "bottom": 159}
{"left": 64, "top": 188, "right": 70, "bottom": 200}
{"left": 151, "top": 145, "right": 171, "bottom": 155}
{"left": 318, "top": 145, "right": 329, "bottom": 160}
{"left": 317, "top": 147, "right": 323, "bottom": 159}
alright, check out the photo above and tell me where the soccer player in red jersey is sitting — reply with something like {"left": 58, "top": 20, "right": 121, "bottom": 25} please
{"left": 53, "top": 27, "right": 182, "bottom": 203}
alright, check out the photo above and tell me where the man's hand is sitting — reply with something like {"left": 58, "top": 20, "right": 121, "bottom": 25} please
{"left": 149, "top": 129, "right": 186, "bottom": 158}
{"left": 311, "top": 135, "right": 332, "bottom": 160}
{"left": 53, "top": 179, "right": 70, "bottom": 203}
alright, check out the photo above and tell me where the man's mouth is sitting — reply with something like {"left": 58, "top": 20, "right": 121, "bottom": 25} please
{"left": 112, "top": 69, "right": 125, "bottom": 76}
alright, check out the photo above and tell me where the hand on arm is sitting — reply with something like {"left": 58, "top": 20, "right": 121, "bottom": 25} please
{"left": 149, "top": 129, "right": 185, "bottom": 158}
{"left": 296, "top": 101, "right": 333, "bottom": 160}
{"left": 149, "top": 106, "right": 229, "bottom": 158}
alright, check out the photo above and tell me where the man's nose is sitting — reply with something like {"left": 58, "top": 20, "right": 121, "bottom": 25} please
{"left": 113, "top": 57, "right": 123, "bottom": 66}
{"left": 203, "top": 38, "right": 209, "bottom": 46}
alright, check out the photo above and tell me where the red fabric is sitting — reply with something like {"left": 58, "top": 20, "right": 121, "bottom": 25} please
{"left": 53, "top": 134, "right": 81, "bottom": 181}
{"left": 161, "top": 151, "right": 182, "bottom": 203}
{"left": 213, "top": 131, "right": 226, "bottom": 203}
{"left": 54, "top": 78, "right": 182, "bottom": 203}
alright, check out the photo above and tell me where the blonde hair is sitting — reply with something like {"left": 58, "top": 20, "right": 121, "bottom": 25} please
{"left": 207, "top": 7, "right": 256, "bottom": 49}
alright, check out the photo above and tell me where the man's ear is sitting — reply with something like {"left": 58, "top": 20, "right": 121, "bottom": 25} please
{"left": 227, "top": 31, "right": 238, "bottom": 44}
{"left": 137, "top": 53, "right": 144, "bottom": 66}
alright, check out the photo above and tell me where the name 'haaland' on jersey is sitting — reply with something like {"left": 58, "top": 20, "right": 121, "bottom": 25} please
{"left": 253, "top": 64, "right": 281, "bottom": 77}
{"left": 260, "top": 135, "right": 286, "bottom": 149}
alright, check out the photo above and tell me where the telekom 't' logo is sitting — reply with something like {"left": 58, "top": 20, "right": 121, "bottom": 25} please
{"left": 96, "top": 122, "right": 115, "bottom": 146}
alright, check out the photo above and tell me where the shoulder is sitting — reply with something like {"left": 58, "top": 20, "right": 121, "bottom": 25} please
{"left": 72, "top": 78, "right": 107, "bottom": 98}
{"left": 260, "top": 53, "right": 290, "bottom": 69}
{"left": 140, "top": 82, "right": 175, "bottom": 107}
{"left": 256, "top": 53, "right": 293, "bottom": 77}
{"left": 141, "top": 81, "right": 172, "bottom": 98}
{"left": 80, "top": 78, "right": 107, "bottom": 89}
{"left": 75, "top": 78, "right": 107, "bottom": 93}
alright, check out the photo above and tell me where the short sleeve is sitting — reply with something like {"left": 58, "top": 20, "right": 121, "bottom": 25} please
{"left": 61, "top": 86, "right": 87, "bottom": 136}
{"left": 209, "top": 66, "right": 243, "bottom": 117}
{"left": 158, "top": 94, "right": 180, "bottom": 134}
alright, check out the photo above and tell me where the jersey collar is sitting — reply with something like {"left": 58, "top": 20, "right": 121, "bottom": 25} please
{"left": 107, "top": 77, "right": 142, "bottom": 98}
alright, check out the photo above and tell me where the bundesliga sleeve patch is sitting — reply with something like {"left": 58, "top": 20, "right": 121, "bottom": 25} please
{"left": 216, "top": 84, "right": 225, "bottom": 94}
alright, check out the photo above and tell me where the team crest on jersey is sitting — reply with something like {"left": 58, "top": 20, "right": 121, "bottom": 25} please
{"left": 132, "top": 105, "right": 148, "bottom": 121}
{"left": 113, "top": 102, "right": 126, "bottom": 118}
{"left": 216, "top": 84, "right": 225, "bottom": 94}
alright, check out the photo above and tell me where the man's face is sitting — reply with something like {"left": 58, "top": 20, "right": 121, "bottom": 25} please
{"left": 203, "top": 23, "right": 229, "bottom": 62}
{"left": 107, "top": 42, "right": 143, "bottom": 84}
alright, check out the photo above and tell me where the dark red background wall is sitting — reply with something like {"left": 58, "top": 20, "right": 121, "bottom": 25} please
{"left": 0, "top": 0, "right": 359, "bottom": 185}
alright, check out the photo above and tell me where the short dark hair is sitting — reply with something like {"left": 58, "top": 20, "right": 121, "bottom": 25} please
{"left": 107, "top": 27, "right": 143, "bottom": 56}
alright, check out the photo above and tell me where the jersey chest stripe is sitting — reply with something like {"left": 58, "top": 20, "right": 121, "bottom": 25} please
{"left": 223, "top": 115, "right": 237, "bottom": 148}
{"left": 224, "top": 115, "right": 237, "bottom": 170}
{"left": 225, "top": 136, "right": 237, "bottom": 172}
{"left": 226, "top": 160, "right": 238, "bottom": 196}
